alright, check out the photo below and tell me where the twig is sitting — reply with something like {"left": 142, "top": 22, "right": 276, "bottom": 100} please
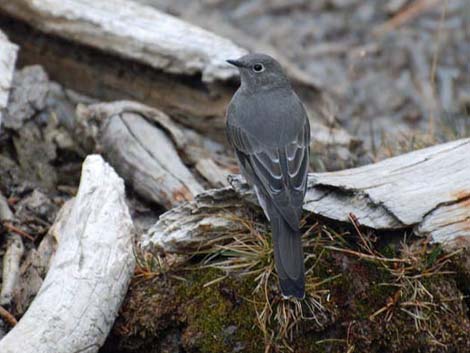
{"left": 373, "top": 0, "right": 441, "bottom": 35}
{"left": 0, "top": 305, "right": 17, "bottom": 326}
{"left": 2, "top": 222, "right": 35, "bottom": 241}
{"left": 325, "top": 246, "right": 410, "bottom": 263}
{"left": 429, "top": 0, "right": 448, "bottom": 134}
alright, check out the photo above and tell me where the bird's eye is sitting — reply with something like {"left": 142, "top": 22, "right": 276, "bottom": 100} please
{"left": 253, "top": 63, "right": 265, "bottom": 73}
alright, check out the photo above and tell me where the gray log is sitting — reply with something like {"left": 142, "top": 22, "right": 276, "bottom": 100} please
{"left": 304, "top": 138, "right": 470, "bottom": 238}
{"left": 0, "top": 0, "right": 245, "bottom": 83}
{"left": 143, "top": 138, "right": 470, "bottom": 252}
{"left": 77, "top": 101, "right": 205, "bottom": 208}
{"left": 0, "top": 155, "right": 135, "bottom": 353}
{"left": 0, "top": 31, "right": 18, "bottom": 130}
{"left": 141, "top": 187, "right": 252, "bottom": 253}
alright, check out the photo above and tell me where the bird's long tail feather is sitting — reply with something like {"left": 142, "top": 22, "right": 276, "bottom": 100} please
{"left": 270, "top": 212, "right": 305, "bottom": 299}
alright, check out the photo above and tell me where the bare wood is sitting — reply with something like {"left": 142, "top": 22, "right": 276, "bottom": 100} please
{"left": 77, "top": 101, "right": 205, "bottom": 208}
{"left": 0, "top": 0, "right": 245, "bottom": 83}
{"left": 195, "top": 158, "right": 231, "bottom": 188}
{"left": 0, "top": 31, "right": 18, "bottom": 130}
{"left": 0, "top": 155, "right": 135, "bottom": 353}
{"left": 304, "top": 138, "right": 470, "bottom": 240}
{"left": 0, "top": 235, "right": 24, "bottom": 306}
{"left": 0, "top": 306, "right": 17, "bottom": 327}
{"left": 0, "top": 192, "right": 24, "bottom": 307}
{"left": 143, "top": 139, "right": 470, "bottom": 252}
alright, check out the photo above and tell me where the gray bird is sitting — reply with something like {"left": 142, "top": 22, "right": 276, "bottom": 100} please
{"left": 226, "top": 53, "right": 310, "bottom": 299}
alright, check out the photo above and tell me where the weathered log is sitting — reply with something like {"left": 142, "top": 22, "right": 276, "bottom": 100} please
{"left": 0, "top": 155, "right": 135, "bottom": 353}
{"left": 195, "top": 158, "right": 231, "bottom": 188}
{"left": 304, "top": 138, "right": 470, "bottom": 242}
{"left": 0, "top": 31, "right": 18, "bottom": 130}
{"left": 143, "top": 138, "right": 470, "bottom": 252}
{"left": 0, "top": 2, "right": 336, "bottom": 144}
{"left": 141, "top": 185, "right": 255, "bottom": 253}
{"left": 0, "top": 0, "right": 244, "bottom": 83}
{"left": 76, "top": 101, "right": 210, "bottom": 208}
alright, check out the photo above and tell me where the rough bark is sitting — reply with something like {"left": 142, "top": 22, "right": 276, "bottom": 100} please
{"left": 141, "top": 186, "right": 252, "bottom": 253}
{"left": 0, "top": 155, "right": 135, "bottom": 353}
{"left": 0, "top": 30, "right": 18, "bottom": 130}
{"left": 0, "top": 0, "right": 245, "bottom": 83}
{"left": 143, "top": 138, "right": 470, "bottom": 252}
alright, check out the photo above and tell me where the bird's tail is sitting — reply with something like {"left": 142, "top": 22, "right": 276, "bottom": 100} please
{"left": 270, "top": 212, "right": 305, "bottom": 299}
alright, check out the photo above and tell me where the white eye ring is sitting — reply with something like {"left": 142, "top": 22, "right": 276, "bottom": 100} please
{"left": 253, "top": 63, "right": 265, "bottom": 73}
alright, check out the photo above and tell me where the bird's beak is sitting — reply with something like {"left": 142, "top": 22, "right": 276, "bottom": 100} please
{"left": 226, "top": 59, "right": 243, "bottom": 68}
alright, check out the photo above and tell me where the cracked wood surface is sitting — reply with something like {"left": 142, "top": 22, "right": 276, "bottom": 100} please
{"left": 76, "top": 101, "right": 206, "bottom": 209}
{"left": 0, "top": 0, "right": 245, "bottom": 83}
{"left": 0, "top": 30, "right": 18, "bottom": 130}
{"left": 0, "top": 155, "right": 135, "bottom": 353}
{"left": 143, "top": 139, "right": 470, "bottom": 252}
{"left": 305, "top": 138, "right": 470, "bottom": 242}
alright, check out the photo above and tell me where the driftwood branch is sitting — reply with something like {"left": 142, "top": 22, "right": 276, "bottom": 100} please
{"left": 0, "top": 155, "right": 135, "bottom": 353}
{"left": 305, "top": 138, "right": 470, "bottom": 242}
{"left": 76, "top": 101, "right": 209, "bottom": 208}
{"left": 143, "top": 139, "right": 470, "bottom": 253}
{"left": 0, "top": 30, "right": 18, "bottom": 130}
{"left": 0, "top": 0, "right": 245, "bottom": 83}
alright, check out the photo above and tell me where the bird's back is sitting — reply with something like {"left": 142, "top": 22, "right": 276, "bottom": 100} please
{"left": 227, "top": 86, "right": 307, "bottom": 149}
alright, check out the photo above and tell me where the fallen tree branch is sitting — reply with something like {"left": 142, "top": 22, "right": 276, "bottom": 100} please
{"left": 0, "top": 155, "right": 135, "bottom": 353}
{"left": 0, "top": 307, "right": 17, "bottom": 327}
{"left": 76, "top": 101, "right": 213, "bottom": 208}
{"left": 143, "top": 138, "right": 470, "bottom": 252}
{"left": 304, "top": 138, "right": 470, "bottom": 242}
{"left": 0, "top": 0, "right": 245, "bottom": 83}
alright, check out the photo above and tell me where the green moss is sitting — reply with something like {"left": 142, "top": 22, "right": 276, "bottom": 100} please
{"left": 113, "top": 224, "right": 470, "bottom": 353}
{"left": 176, "top": 268, "right": 262, "bottom": 353}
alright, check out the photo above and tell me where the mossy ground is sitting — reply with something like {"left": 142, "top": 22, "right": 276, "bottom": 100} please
{"left": 109, "top": 213, "right": 470, "bottom": 353}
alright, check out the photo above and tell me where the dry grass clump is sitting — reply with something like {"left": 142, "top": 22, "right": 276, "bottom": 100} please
{"left": 129, "top": 210, "right": 470, "bottom": 352}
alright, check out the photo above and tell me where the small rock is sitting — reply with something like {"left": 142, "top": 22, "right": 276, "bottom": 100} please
{"left": 4, "top": 66, "right": 49, "bottom": 130}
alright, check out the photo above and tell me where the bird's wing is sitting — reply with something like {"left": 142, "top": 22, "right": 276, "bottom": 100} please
{"left": 227, "top": 117, "right": 310, "bottom": 230}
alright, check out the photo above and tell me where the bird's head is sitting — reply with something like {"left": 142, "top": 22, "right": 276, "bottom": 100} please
{"left": 227, "top": 53, "right": 289, "bottom": 91}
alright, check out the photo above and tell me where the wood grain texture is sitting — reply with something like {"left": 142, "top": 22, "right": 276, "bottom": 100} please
{"left": 0, "top": 0, "right": 246, "bottom": 83}
{"left": 0, "top": 30, "right": 18, "bottom": 129}
{"left": 77, "top": 101, "right": 205, "bottom": 208}
{"left": 305, "top": 138, "right": 470, "bottom": 237}
{"left": 143, "top": 139, "right": 470, "bottom": 252}
{"left": 0, "top": 155, "right": 135, "bottom": 353}
{"left": 142, "top": 187, "right": 251, "bottom": 253}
